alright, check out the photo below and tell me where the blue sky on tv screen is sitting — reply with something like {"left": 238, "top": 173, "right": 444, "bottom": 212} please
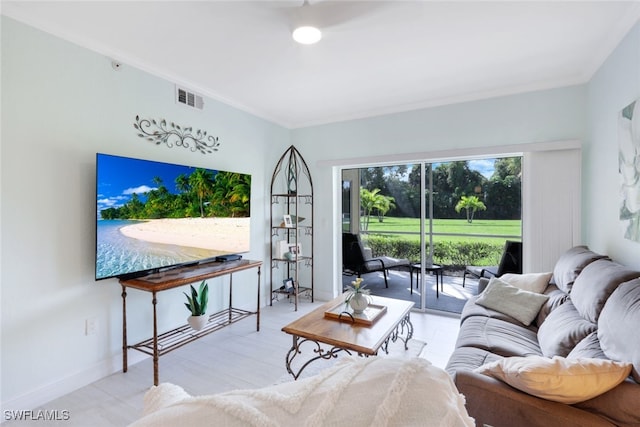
{"left": 96, "top": 154, "right": 217, "bottom": 216}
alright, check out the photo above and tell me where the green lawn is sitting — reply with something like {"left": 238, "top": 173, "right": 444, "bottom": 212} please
{"left": 362, "top": 217, "right": 522, "bottom": 244}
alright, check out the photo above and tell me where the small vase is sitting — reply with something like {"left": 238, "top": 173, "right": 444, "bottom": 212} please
{"left": 187, "top": 315, "right": 208, "bottom": 331}
{"left": 349, "top": 293, "right": 369, "bottom": 314}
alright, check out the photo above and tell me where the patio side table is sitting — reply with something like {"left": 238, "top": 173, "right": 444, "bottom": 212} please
{"left": 410, "top": 263, "right": 444, "bottom": 297}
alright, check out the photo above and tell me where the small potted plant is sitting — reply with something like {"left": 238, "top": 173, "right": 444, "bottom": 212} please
{"left": 344, "top": 277, "right": 371, "bottom": 314}
{"left": 184, "top": 280, "right": 209, "bottom": 331}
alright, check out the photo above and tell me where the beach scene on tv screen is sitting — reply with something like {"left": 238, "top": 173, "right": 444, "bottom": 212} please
{"left": 96, "top": 154, "right": 250, "bottom": 280}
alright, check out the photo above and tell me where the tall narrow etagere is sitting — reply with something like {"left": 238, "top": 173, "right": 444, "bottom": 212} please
{"left": 270, "top": 145, "right": 314, "bottom": 311}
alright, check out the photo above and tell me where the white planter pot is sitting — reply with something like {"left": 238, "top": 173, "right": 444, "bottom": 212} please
{"left": 187, "top": 315, "right": 208, "bottom": 331}
{"left": 349, "top": 293, "right": 369, "bottom": 314}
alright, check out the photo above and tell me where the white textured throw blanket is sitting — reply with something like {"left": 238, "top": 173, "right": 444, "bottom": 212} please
{"left": 130, "top": 357, "right": 474, "bottom": 427}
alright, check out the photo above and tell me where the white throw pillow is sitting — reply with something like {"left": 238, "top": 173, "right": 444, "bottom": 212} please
{"left": 474, "top": 355, "right": 632, "bottom": 404}
{"left": 500, "top": 272, "right": 553, "bottom": 293}
{"left": 476, "top": 277, "right": 549, "bottom": 325}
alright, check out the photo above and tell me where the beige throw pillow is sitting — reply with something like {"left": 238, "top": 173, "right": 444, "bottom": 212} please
{"left": 476, "top": 277, "right": 549, "bottom": 325}
{"left": 500, "top": 272, "right": 553, "bottom": 293}
{"left": 475, "top": 355, "right": 632, "bottom": 404}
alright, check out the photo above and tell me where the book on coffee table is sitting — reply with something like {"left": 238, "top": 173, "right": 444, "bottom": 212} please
{"left": 324, "top": 302, "right": 387, "bottom": 326}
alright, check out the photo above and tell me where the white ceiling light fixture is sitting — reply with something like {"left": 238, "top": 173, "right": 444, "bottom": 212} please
{"left": 292, "top": 25, "right": 322, "bottom": 44}
{"left": 292, "top": 0, "right": 321, "bottom": 45}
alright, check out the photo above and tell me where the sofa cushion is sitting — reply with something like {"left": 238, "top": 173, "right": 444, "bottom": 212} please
{"left": 476, "top": 277, "right": 549, "bottom": 326}
{"left": 535, "top": 284, "right": 569, "bottom": 327}
{"left": 460, "top": 295, "right": 538, "bottom": 329}
{"left": 598, "top": 278, "right": 640, "bottom": 383}
{"left": 454, "top": 316, "right": 543, "bottom": 358}
{"left": 500, "top": 272, "right": 552, "bottom": 293}
{"left": 537, "top": 301, "right": 597, "bottom": 357}
{"left": 551, "top": 246, "right": 608, "bottom": 293}
{"left": 445, "top": 346, "right": 503, "bottom": 376}
{"left": 474, "top": 355, "right": 632, "bottom": 404}
{"left": 567, "top": 332, "right": 607, "bottom": 360}
{"left": 570, "top": 259, "right": 640, "bottom": 323}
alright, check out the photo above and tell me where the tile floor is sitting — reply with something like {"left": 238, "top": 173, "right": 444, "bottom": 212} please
{"left": 343, "top": 268, "right": 480, "bottom": 315}
{"left": 4, "top": 298, "right": 460, "bottom": 427}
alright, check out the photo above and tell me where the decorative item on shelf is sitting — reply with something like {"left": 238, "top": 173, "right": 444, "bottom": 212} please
{"left": 280, "top": 215, "right": 305, "bottom": 227}
{"left": 283, "top": 214, "right": 293, "bottom": 228}
{"left": 287, "top": 243, "right": 301, "bottom": 260}
{"left": 134, "top": 115, "right": 220, "bottom": 154}
{"left": 291, "top": 215, "right": 305, "bottom": 225}
{"left": 283, "top": 277, "right": 295, "bottom": 293}
{"left": 275, "top": 240, "right": 289, "bottom": 258}
{"left": 184, "top": 280, "right": 209, "bottom": 331}
{"left": 344, "top": 277, "right": 371, "bottom": 314}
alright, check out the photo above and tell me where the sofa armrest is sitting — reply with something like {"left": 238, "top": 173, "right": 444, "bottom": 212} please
{"left": 453, "top": 370, "right": 615, "bottom": 427}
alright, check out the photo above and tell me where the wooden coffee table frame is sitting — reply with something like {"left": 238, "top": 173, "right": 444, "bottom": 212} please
{"left": 282, "top": 294, "right": 414, "bottom": 379}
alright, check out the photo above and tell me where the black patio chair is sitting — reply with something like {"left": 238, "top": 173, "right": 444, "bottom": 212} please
{"left": 462, "top": 240, "right": 522, "bottom": 287}
{"left": 342, "top": 232, "right": 410, "bottom": 288}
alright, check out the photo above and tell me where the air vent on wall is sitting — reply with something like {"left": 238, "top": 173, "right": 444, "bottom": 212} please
{"left": 176, "top": 86, "right": 204, "bottom": 110}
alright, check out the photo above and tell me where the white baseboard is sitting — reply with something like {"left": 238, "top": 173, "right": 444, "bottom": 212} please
{"left": 0, "top": 351, "right": 148, "bottom": 418}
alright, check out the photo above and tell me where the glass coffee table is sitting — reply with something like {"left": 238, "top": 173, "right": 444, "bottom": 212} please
{"left": 281, "top": 294, "right": 414, "bottom": 379}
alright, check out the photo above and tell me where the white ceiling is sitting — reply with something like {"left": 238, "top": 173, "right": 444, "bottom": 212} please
{"left": 3, "top": 1, "right": 640, "bottom": 128}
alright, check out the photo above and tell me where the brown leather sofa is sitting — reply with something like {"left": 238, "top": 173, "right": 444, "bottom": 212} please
{"left": 446, "top": 246, "right": 640, "bottom": 427}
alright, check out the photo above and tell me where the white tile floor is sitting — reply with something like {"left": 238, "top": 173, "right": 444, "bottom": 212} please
{"left": 4, "top": 299, "right": 460, "bottom": 427}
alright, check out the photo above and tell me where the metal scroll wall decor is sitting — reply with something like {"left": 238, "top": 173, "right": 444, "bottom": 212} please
{"left": 134, "top": 115, "right": 220, "bottom": 155}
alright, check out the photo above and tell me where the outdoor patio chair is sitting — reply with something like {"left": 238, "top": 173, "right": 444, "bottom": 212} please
{"left": 462, "top": 240, "right": 522, "bottom": 287}
{"left": 342, "top": 233, "right": 410, "bottom": 288}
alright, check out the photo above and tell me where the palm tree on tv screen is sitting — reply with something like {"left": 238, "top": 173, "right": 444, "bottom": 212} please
{"left": 227, "top": 173, "right": 251, "bottom": 217}
{"left": 189, "top": 169, "right": 216, "bottom": 217}
{"left": 211, "top": 172, "right": 251, "bottom": 217}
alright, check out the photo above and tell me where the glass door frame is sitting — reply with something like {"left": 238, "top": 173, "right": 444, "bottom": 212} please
{"left": 340, "top": 156, "right": 523, "bottom": 312}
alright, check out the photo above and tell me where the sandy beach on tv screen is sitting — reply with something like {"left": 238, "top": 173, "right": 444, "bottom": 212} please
{"left": 120, "top": 217, "right": 250, "bottom": 252}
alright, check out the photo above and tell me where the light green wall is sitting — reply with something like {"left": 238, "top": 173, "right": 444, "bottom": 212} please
{"left": 585, "top": 21, "right": 640, "bottom": 266}
{"left": 2, "top": 12, "right": 639, "bottom": 412}
{"left": 0, "top": 16, "right": 288, "bottom": 409}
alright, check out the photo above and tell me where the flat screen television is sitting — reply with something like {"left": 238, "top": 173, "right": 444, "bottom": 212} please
{"left": 95, "top": 153, "right": 251, "bottom": 280}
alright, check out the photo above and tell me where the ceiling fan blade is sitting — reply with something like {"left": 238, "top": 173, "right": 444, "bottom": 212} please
{"left": 274, "top": 0, "right": 391, "bottom": 30}
{"left": 306, "top": 1, "right": 390, "bottom": 28}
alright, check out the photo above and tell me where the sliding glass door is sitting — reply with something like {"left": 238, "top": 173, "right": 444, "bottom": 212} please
{"left": 341, "top": 156, "right": 522, "bottom": 313}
